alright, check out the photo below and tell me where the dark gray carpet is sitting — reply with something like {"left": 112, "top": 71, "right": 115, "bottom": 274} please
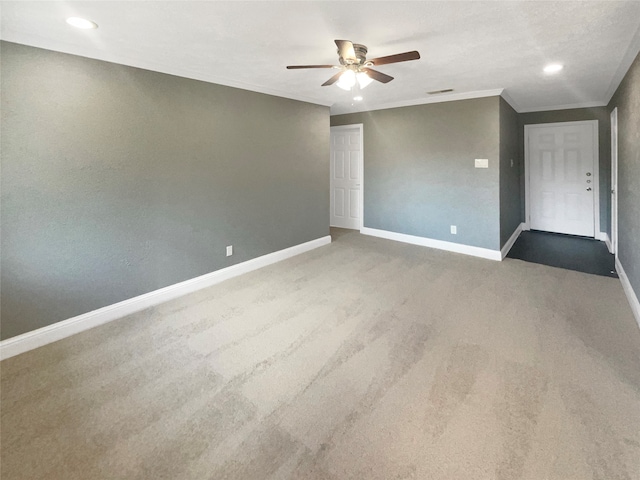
{"left": 508, "top": 230, "right": 617, "bottom": 278}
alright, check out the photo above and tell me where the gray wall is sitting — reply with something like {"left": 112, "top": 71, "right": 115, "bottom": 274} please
{"left": 331, "top": 97, "right": 500, "bottom": 250}
{"left": 608, "top": 51, "right": 640, "bottom": 304}
{"left": 499, "top": 98, "right": 522, "bottom": 247}
{"left": 518, "top": 106, "right": 610, "bottom": 234}
{"left": 332, "top": 97, "right": 501, "bottom": 250}
{"left": 1, "top": 41, "right": 330, "bottom": 340}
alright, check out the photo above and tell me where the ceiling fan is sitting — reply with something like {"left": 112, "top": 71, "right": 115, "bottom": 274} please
{"left": 287, "top": 39, "right": 420, "bottom": 90}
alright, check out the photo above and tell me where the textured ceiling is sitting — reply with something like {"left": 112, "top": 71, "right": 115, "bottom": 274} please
{"left": 2, "top": 1, "right": 640, "bottom": 114}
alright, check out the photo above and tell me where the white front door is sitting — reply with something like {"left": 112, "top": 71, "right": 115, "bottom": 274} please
{"left": 330, "top": 125, "right": 362, "bottom": 229}
{"left": 526, "top": 121, "right": 598, "bottom": 237}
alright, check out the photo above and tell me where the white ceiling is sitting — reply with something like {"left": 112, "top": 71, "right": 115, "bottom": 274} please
{"left": 2, "top": 1, "right": 640, "bottom": 115}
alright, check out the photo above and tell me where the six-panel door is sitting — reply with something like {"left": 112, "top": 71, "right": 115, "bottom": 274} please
{"left": 330, "top": 127, "right": 361, "bottom": 229}
{"left": 528, "top": 123, "right": 596, "bottom": 237}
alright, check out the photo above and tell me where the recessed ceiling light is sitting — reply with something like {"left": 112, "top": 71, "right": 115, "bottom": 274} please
{"left": 543, "top": 63, "right": 563, "bottom": 74}
{"left": 66, "top": 17, "right": 98, "bottom": 29}
{"left": 353, "top": 96, "right": 363, "bottom": 101}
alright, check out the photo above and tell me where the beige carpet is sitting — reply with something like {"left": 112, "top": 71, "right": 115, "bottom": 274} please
{"left": 2, "top": 228, "right": 639, "bottom": 479}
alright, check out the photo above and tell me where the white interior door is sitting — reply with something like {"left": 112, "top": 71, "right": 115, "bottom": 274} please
{"left": 611, "top": 108, "right": 618, "bottom": 254}
{"left": 526, "top": 121, "right": 598, "bottom": 237}
{"left": 330, "top": 125, "right": 362, "bottom": 229}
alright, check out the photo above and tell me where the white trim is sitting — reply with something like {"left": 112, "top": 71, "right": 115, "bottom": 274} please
{"left": 8, "top": 30, "right": 635, "bottom": 115}
{"left": 596, "top": 231, "right": 613, "bottom": 255}
{"left": 524, "top": 120, "right": 600, "bottom": 238}
{"left": 602, "top": 233, "right": 613, "bottom": 254}
{"left": 615, "top": 257, "right": 640, "bottom": 331}
{"left": 330, "top": 89, "right": 504, "bottom": 115}
{"left": 524, "top": 125, "right": 531, "bottom": 229}
{"left": 0, "top": 35, "right": 333, "bottom": 108}
{"left": 329, "top": 124, "right": 364, "bottom": 230}
{"left": 610, "top": 107, "right": 618, "bottom": 255}
{"left": 0, "top": 236, "right": 332, "bottom": 360}
{"left": 361, "top": 227, "right": 502, "bottom": 261}
{"left": 604, "top": 22, "right": 640, "bottom": 103}
{"left": 500, "top": 90, "right": 520, "bottom": 112}
{"left": 501, "top": 223, "right": 524, "bottom": 259}
{"left": 596, "top": 232, "right": 613, "bottom": 253}
{"left": 519, "top": 101, "right": 607, "bottom": 113}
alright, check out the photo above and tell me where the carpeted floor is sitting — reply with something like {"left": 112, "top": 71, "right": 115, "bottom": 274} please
{"left": 2, "top": 228, "right": 639, "bottom": 479}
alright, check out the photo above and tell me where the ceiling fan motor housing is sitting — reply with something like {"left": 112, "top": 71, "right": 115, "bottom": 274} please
{"left": 339, "top": 44, "right": 368, "bottom": 66}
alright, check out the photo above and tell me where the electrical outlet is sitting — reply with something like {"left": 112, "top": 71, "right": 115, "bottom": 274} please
{"left": 226, "top": 245, "right": 233, "bottom": 257}
{"left": 474, "top": 158, "right": 489, "bottom": 168}
{"left": 450, "top": 225, "right": 457, "bottom": 235}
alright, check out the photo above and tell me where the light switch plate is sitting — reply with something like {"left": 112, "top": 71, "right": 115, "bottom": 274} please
{"left": 475, "top": 158, "right": 489, "bottom": 168}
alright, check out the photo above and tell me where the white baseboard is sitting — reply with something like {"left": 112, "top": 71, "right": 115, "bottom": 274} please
{"left": 599, "top": 232, "right": 613, "bottom": 253}
{"left": 501, "top": 223, "right": 524, "bottom": 259}
{"left": 0, "top": 235, "right": 332, "bottom": 361}
{"left": 615, "top": 257, "right": 640, "bottom": 331}
{"left": 360, "top": 227, "right": 502, "bottom": 261}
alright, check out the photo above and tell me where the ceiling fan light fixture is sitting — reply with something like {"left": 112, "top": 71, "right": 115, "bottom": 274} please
{"left": 356, "top": 72, "right": 373, "bottom": 89}
{"left": 287, "top": 39, "right": 420, "bottom": 90}
{"left": 336, "top": 70, "right": 356, "bottom": 90}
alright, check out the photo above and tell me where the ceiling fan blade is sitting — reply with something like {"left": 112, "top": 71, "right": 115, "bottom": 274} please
{"left": 362, "top": 68, "right": 394, "bottom": 84}
{"left": 286, "top": 65, "right": 337, "bottom": 69}
{"left": 369, "top": 51, "right": 421, "bottom": 66}
{"left": 335, "top": 39, "right": 356, "bottom": 62}
{"left": 322, "top": 71, "right": 345, "bottom": 87}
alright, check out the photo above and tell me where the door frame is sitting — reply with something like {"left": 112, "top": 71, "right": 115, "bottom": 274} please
{"left": 610, "top": 108, "right": 618, "bottom": 255}
{"left": 524, "top": 120, "right": 599, "bottom": 238}
{"left": 329, "top": 124, "right": 364, "bottom": 230}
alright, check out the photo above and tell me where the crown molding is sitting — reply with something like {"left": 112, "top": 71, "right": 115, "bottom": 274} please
{"left": 604, "top": 21, "right": 640, "bottom": 104}
{"left": 518, "top": 101, "right": 608, "bottom": 113}
{"left": 0, "top": 36, "right": 333, "bottom": 108}
{"left": 499, "top": 89, "right": 521, "bottom": 112}
{"left": 330, "top": 89, "right": 505, "bottom": 116}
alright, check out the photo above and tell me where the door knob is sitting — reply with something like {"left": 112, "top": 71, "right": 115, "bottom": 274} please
{"left": 587, "top": 187, "right": 592, "bottom": 191}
